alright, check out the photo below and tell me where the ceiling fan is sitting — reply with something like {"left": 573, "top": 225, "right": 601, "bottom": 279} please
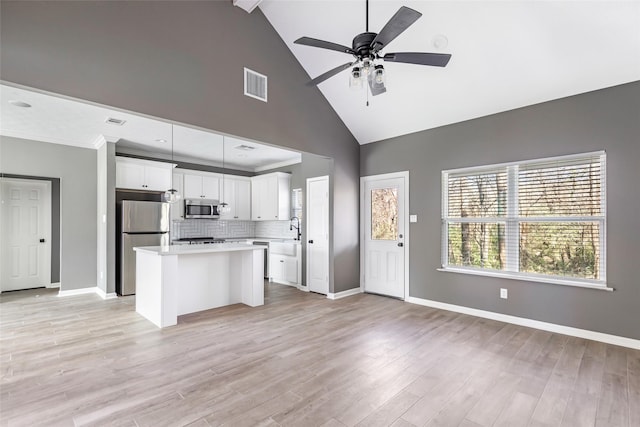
{"left": 294, "top": 0, "right": 452, "bottom": 96}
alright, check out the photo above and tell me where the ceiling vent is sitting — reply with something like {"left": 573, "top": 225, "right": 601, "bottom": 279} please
{"left": 235, "top": 144, "right": 257, "bottom": 151}
{"left": 244, "top": 68, "right": 267, "bottom": 102}
{"left": 105, "top": 117, "right": 126, "bottom": 126}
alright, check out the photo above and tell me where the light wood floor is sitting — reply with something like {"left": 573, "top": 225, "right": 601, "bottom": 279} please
{"left": 1, "top": 283, "right": 638, "bottom": 427}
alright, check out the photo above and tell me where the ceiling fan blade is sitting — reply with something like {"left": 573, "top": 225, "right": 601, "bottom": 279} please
{"left": 307, "top": 62, "right": 355, "bottom": 86}
{"left": 368, "top": 74, "right": 387, "bottom": 96}
{"left": 383, "top": 52, "right": 452, "bottom": 67}
{"left": 370, "top": 6, "right": 422, "bottom": 53}
{"left": 294, "top": 37, "right": 355, "bottom": 55}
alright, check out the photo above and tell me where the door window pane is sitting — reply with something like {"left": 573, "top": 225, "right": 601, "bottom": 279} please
{"left": 371, "top": 188, "right": 398, "bottom": 240}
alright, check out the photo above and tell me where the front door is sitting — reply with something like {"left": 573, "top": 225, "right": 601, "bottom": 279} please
{"left": 0, "top": 178, "right": 52, "bottom": 292}
{"left": 361, "top": 173, "right": 407, "bottom": 299}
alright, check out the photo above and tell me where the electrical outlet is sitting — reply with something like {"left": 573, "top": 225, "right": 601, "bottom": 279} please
{"left": 500, "top": 288, "right": 508, "bottom": 299}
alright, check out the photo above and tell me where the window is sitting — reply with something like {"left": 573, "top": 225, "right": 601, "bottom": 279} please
{"left": 442, "top": 151, "right": 606, "bottom": 288}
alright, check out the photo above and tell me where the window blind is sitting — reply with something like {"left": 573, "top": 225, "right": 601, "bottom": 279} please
{"left": 442, "top": 151, "right": 606, "bottom": 286}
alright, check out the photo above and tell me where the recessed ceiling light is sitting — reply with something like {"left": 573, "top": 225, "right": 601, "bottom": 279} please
{"left": 9, "top": 100, "right": 32, "bottom": 108}
{"left": 155, "top": 139, "right": 167, "bottom": 143}
{"left": 235, "top": 144, "right": 256, "bottom": 151}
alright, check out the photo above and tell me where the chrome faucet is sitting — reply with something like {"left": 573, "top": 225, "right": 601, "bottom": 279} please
{"left": 289, "top": 216, "right": 301, "bottom": 241}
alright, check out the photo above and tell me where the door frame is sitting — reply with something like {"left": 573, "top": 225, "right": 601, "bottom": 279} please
{"left": 360, "top": 171, "right": 410, "bottom": 300}
{"left": 306, "top": 175, "right": 330, "bottom": 295}
{"left": 1, "top": 177, "right": 53, "bottom": 291}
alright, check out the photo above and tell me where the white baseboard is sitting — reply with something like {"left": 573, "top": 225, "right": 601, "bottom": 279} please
{"left": 406, "top": 296, "right": 640, "bottom": 350}
{"left": 57, "top": 286, "right": 118, "bottom": 300}
{"left": 327, "top": 287, "right": 363, "bottom": 300}
{"left": 95, "top": 288, "right": 118, "bottom": 300}
{"left": 297, "top": 284, "right": 310, "bottom": 292}
{"left": 57, "top": 287, "right": 99, "bottom": 297}
{"left": 46, "top": 282, "right": 61, "bottom": 289}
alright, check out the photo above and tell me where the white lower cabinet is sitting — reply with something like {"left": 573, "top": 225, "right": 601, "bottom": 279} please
{"left": 269, "top": 242, "right": 301, "bottom": 286}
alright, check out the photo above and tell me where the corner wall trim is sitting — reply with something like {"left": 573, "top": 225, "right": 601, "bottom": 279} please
{"left": 95, "top": 288, "right": 118, "bottom": 300}
{"left": 405, "top": 296, "right": 640, "bottom": 350}
{"left": 58, "top": 286, "right": 118, "bottom": 300}
{"left": 327, "top": 287, "right": 362, "bottom": 300}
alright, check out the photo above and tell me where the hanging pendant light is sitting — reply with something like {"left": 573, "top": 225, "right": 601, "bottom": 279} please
{"left": 164, "top": 124, "right": 181, "bottom": 204}
{"left": 218, "top": 136, "right": 231, "bottom": 214}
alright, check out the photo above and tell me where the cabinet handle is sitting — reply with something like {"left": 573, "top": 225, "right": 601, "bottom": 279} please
{"left": 308, "top": 240, "right": 314, "bottom": 244}
{"left": 280, "top": 260, "right": 284, "bottom": 263}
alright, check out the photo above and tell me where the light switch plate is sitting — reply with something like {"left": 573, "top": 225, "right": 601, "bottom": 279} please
{"left": 409, "top": 214, "right": 418, "bottom": 223}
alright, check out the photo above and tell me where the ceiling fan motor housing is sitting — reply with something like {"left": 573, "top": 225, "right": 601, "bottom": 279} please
{"left": 352, "top": 32, "right": 377, "bottom": 59}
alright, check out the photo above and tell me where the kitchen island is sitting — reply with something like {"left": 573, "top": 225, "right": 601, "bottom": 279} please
{"left": 133, "top": 243, "right": 265, "bottom": 328}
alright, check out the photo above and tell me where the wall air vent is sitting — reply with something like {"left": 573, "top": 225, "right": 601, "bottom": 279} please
{"left": 244, "top": 68, "right": 267, "bottom": 102}
{"left": 235, "top": 144, "right": 257, "bottom": 151}
{"left": 105, "top": 117, "right": 126, "bottom": 126}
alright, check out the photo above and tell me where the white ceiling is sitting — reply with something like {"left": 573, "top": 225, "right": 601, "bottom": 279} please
{"left": 259, "top": 0, "right": 640, "bottom": 145}
{"left": 0, "top": 84, "right": 301, "bottom": 172}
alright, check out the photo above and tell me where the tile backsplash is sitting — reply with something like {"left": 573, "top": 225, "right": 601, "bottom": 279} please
{"left": 172, "top": 219, "right": 297, "bottom": 240}
{"left": 255, "top": 221, "right": 298, "bottom": 239}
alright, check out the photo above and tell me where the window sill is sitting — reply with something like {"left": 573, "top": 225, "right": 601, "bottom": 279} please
{"left": 437, "top": 267, "right": 614, "bottom": 292}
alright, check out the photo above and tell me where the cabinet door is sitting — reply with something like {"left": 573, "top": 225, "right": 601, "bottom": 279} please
{"left": 219, "top": 178, "right": 235, "bottom": 220}
{"left": 235, "top": 179, "right": 251, "bottom": 220}
{"left": 251, "top": 177, "right": 265, "bottom": 220}
{"left": 201, "top": 176, "right": 220, "bottom": 200}
{"left": 183, "top": 174, "right": 203, "bottom": 199}
{"left": 262, "top": 175, "right": 279, "bottom": 220}
{"left": 170, "top": 172, "right": 185, "bottom": 222}
{"left": 144, "top": 164, "right": 172, "bottom": 192}
{"left": 116, "top": 162, "right": 145, "bottom": 189}
{"left": 269, "top": 254, "right": 285, "bottom": 281}
{"left": 284, "top": 258, "right": 298, "bottom": 284}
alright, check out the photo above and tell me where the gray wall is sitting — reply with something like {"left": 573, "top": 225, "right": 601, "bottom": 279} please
{"left": 361, "top": 82, "right": 640, "bottom": 340}
{"left": 0, "top": 136, "right": 98, "bottom": 291}
{"left": 0, "top": 0, "right": 360, "bottom": 293}
{"left": 260, "top": 152, "right": 334, "bottom": 286}
{"left": 97, "top": 142, "right": 116, "bottom": 294}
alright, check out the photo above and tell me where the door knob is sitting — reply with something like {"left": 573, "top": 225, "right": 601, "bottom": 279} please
{"left": 308, "top": 240, "right": 314, "bottom": 244}
{"left": 397, "top": 242, "right": 403, "bottom": 247}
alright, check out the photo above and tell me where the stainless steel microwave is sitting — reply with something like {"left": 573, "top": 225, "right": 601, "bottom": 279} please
{"left": 184, "top": 199, "right": 220, "bottom": 219}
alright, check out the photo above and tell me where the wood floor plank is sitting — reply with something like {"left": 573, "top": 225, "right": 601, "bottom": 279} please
{"left": 0, "top": 285, "right": 637, "bottom": 427}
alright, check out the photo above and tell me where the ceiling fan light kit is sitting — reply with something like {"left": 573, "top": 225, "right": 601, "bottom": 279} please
{"left": 294, "top": 0, "right": 452, "bottom": 97}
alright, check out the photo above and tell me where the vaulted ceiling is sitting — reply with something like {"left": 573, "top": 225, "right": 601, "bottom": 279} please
{"left": 259, "top": 1, "right": 640, "bottom": 144}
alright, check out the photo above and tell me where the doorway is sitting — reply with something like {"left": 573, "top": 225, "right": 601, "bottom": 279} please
{"left": 360, "top": 172, "right": 409, "bottom": 299}
{"left": 0, "top": 178, "right": 52, "bottom": 292}
{"left": 306, "top": 175, "right": 329, "bottom": 295}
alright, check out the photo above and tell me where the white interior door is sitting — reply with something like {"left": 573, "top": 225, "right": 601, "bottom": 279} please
{"left": 0, "top": 179, "right": 52, "bottom": 292}
{"left": 306, "top": 176, "right": 329, "bottom": 295}
{"left": 361, "top": 173, "right": 407, "bottom": 299}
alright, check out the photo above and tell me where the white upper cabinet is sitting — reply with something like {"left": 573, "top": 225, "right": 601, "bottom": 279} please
{"left": 220, "top": 176, "right": 251, "bottom": 220}
{"left": 170, "top": 172, "right": 185, "bottom": 222}
{"left": 116, "top": 157, "right": 174, "bottom": 192}
{"left": 251, "top": 172, "right": 290, "bottom": 221}
{"left": 183, "top": 171, "right": 221, "bottom": 200}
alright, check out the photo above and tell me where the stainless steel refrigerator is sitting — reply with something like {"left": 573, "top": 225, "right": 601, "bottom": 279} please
{"left": 119, "top": 200, "right": 170, "bottom": 296}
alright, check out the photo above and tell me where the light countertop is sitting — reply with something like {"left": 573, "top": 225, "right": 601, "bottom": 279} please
{"left": 134, "top": 242, "right": 265, "bottom": 256}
